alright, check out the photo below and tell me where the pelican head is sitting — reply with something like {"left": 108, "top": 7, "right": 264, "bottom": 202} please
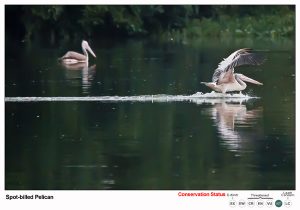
{"left": 82, "top": 40, "right": 96, "bottom": 58}
{"left": 235, "top": 74, "right": 263, "bottom": 85}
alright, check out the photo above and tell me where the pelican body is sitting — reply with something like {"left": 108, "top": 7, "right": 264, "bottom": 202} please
{"left": 201, "top": 48, "right": 265, "bottom": 93}
{"left": 59, "top": 40, "right": 96, "bottom": 64}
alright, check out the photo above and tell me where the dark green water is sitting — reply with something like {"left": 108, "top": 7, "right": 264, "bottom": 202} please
{"left": 5, "top": 37, "right": 295, "bottom": 190}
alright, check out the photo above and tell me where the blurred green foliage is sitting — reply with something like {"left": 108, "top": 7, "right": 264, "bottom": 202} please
{"left": 5, "top": 5, "right": 295, "bottom": 42}
{"left": 184, "top": 13, "right": 294, "bottom": 39}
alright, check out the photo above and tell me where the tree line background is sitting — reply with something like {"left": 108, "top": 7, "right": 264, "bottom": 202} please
{"left": 6, "top": 5, "right": 295, "bottom": 43}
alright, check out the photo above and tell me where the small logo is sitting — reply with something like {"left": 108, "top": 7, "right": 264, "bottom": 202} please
{"left": 275, "top": 200, "right": 283, "bottom": 207}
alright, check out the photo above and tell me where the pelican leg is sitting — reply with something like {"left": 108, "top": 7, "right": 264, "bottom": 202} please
{"left": 238, "top": 91, "right": 243, "bottom": 104}
{"left": 221, "top": 89, "right": 227, "bottom": 97}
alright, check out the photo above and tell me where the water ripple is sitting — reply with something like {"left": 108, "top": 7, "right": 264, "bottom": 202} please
{"left": 5, "top": 92, "right": 259, "bottom": 104}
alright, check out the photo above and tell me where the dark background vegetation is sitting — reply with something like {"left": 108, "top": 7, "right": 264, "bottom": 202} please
{"left": 5, "top": 5, "right": 295, "bottom": 43}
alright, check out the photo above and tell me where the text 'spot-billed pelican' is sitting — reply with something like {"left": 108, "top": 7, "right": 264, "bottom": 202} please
{"left": 59, "top": 40, "right": 96, "bottom": 64}
{"left": 201, "top": 48, "right": 265, "bottom": 93}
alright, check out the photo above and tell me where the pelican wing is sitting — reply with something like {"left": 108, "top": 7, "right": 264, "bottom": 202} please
{"left": 60, "top": 51, "right": 87, "bottom": 61}
{"left": 212, "top": 68, "right": 236, "bottom": 84}
{"left": 218, "top": 69, "right": 236, "bottom": 84}
{"left": 212, "top": 68, "right": 223, "bottom": 83}
{"left": 212, "top": 48, "right": 265, "bottom": 83}
{"left": 223, "top": 52, "right": 265, "bottom": 72}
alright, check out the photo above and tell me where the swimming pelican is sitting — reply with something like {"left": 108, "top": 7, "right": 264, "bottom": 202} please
{"left": 59, "top": 40, "right": 96, "bottom": 64}
{"left": 201, "top": 48, "right": 265, "bottom": 93}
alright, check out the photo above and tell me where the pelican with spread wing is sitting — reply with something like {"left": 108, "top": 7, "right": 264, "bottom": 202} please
{"left": 201, "top": 48, "right": 265, "bottom": 93}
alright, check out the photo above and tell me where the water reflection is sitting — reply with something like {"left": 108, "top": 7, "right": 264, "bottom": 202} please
{"left": 61, "top": 62, "right": 96, "bottom": 94}
{"left": 204, "top": 101, "right": 263, "bottom": 152}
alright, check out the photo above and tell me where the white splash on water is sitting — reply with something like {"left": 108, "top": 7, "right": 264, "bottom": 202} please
{"left": 5, "top": 91, "right": 258, "bottom": 104}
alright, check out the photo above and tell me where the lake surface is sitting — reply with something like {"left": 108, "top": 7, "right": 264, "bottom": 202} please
{"left": 5, "top": 37, "right": 295, "bottom": 190}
